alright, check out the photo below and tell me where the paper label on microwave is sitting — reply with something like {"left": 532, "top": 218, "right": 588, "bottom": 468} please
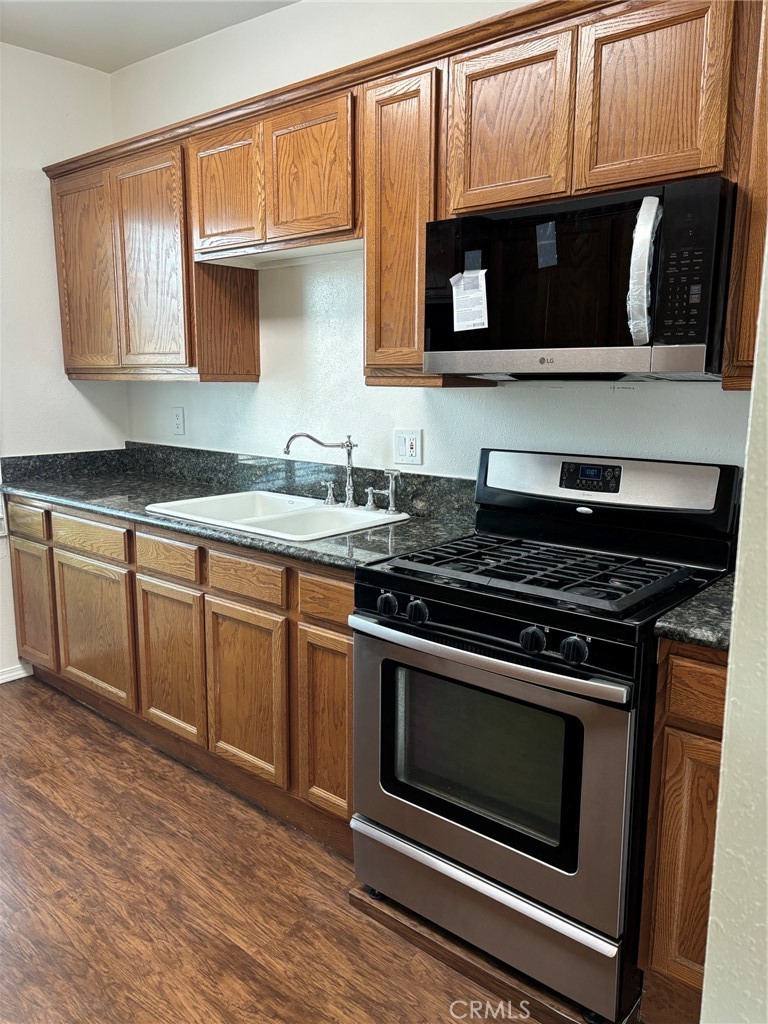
{"left": 536, "top": 221, "right": 557, "bottom": 269}
{"left": 450, "top": 270, "right": 488, "bottom": 332}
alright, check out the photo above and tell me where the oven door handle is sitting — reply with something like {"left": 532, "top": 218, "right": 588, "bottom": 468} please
{"left": 348, "top": 614, "right": 631, "bottom": 705}
{"left": 351, "top": 816, "right": 619, "bottom": 957}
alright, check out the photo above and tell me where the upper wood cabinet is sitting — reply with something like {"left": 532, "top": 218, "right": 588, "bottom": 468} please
{"left": 187, "top": 122, "right": 266, "bottom": 252}
{"left": 51, "top": 169, "right": 121, "bottom": 370}
{"left": 364, "top": 69, "right": 438, "bottom": 371}
{"left": 110, "top": 146, "right": 189, "bottom": 366}
{"left": 447, "top": 30, "right": 575, "bottom": 212}
{"left": 573, "top": 0, "right": 734, "bottom": 191}
{"left": 264, "top": 94, "right": 354, "bottom": 241}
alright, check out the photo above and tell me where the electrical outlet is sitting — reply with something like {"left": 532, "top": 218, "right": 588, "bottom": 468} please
{"left": 172, "top": 407, "right": 185, "bottom": 436}
{"left": 393, "top": 429, "right": 423, "bottom": 466}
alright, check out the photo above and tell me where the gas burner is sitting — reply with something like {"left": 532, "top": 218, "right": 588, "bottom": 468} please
{"left": 388, "top": 535, "right": 695, "bottom": 614}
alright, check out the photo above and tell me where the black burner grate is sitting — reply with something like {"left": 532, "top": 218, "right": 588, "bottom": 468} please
{"left": 388, "top": 535, "right": 694, "bottom": 613}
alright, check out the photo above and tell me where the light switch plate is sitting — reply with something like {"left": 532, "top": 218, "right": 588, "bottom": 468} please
{"left": 394, "top": 429, "right": 423, "bottom": 465}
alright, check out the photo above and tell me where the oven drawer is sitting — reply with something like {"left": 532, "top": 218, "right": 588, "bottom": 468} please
{"left": 352, "top": 816, "right": 623, "bottom": 1022}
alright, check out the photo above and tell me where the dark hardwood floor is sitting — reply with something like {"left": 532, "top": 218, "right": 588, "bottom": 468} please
{"left": 0, "top": 678, "right": 504, "bottom": 1024}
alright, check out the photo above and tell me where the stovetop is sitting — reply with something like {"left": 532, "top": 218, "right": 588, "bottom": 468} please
{"left": 385, "top": 534, "right": 696, "bottom": 615}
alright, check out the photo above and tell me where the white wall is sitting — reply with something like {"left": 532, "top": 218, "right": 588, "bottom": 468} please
{"left": 701, "top": 240, "right": 767, "bottom": 1024}
{"left": 111, "top": 1, "right": 752, "bottom": 474}
{"left": 0, "top": 44, "right": 129, "bottom": 679}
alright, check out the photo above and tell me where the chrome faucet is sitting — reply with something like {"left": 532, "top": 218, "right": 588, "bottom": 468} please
{"left": 283, "top": 433, "right": 358, "bottom": 508}
{"left": 365, "top": 469, "right": 400, "bottom": 514}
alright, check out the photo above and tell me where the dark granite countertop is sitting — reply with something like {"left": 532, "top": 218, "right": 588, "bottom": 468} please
{"left": 0, "top": 473, "right": 473, "bottom": 571}
{"left": 654, "top": 575, "right": 734, "bottom": 651}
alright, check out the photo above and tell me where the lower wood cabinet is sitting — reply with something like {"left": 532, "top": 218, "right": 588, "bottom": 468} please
{"left": 9, "top": 536, "right": 58, "bottom": 671}
{"left": 135, "top": 575, "right": 207, "bottom": 744}
{"left": 53, "top": 549, "right": 136, "bottom": 709}
{"left": 297, "top": 622, "right": 353, "bottom": 819}
{"left": 205, "top": 596, "right": 288, "bottom": 788}
{"left": 641, "top": 641, "right": 728, "bottom": 1024}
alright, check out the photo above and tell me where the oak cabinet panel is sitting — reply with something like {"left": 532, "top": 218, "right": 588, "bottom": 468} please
{"left": 51, "top": 169, "right": 121, "bottom": 369}
{"left": 205, "top": 596, "right": 288, "bottom": 787}
{"left": 53, "top": 549, "right": 136, "bottom": 709}
{"left": 135, "top": 532, "right": 202, "bottom": 583}
{"left": 448, "top": 31, "right": 575, "bottom": 212}
{"left": 363, "top": 69, "right": 438, "bottom": 370}
{"left": 136, "top": 575, "right": 207, "bottom": 744}
{"left": 9, "top": 537, "right": 58, "bottom": 671}
{"left": 298, "top": 572, "right": 354, "bottom": 627}
{"left": 111, "top": 146, "right": 189, "bottom": 366}
{"left": 51, "top": 512, "right": 130, "bottom": 563}
{"left": 7, "top": 503, "right": 48, "bottom": 541}
{"left": 649, "top": 728, "right": 721, "bottom": 990}
{"left": 297, "top": 623, "right": 353, "bottom": 819}
{"left": 264, "top": 94, "right": 354, "bottom": 241}
{"left": 187, "top": 122, "right": 266, "bottom": 252}
{"left": 574, "top": 0, "right": 734, "bottom": 190}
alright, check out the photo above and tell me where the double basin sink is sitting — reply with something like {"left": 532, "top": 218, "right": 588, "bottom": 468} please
{"left": 145, "top": 490, "right": 409, "bottom": 542}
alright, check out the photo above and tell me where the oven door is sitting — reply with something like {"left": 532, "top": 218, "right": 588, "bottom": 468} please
{"left": 351, "top": 617, "right": 635, "bottom": 938}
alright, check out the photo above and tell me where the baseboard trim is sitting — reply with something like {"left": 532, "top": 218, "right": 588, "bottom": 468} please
{"left": 0, "top": 662, "right": 32, "bottom": 684}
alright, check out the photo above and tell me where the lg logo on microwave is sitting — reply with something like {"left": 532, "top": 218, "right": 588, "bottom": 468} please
{"left": 538, "top": 357, "right": 554, "bottom": 365}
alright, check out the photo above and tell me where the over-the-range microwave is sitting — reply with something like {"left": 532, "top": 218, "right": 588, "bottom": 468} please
{"left": 424, "top": 176, "right": 734, "bottom": 380}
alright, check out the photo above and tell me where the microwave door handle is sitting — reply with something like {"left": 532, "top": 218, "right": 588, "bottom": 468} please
{"left": 626, "top": 196, "right": 662, "bottom": 346}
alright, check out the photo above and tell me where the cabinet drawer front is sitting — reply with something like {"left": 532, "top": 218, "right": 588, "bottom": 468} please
{"left": 298, "top": 573, "right": 354, "bottom": 627}
{"left": 51, "top": 512, "right": 129, "bottom": 562}
{"left": 136, "top": 532, "right": 201, "bottom": 583}
{"left": 208, "top": 551, "right": 286, "bottom": 606}
{"left": 667, "top": 655, "right": 727, "bottom": 731}
{"left": 8, "top": 503, "right": 48, "bottom": 540}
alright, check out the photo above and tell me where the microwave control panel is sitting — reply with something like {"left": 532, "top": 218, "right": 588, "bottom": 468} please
{"left": 560, "top": 462, "right": 622, "bottom": 494}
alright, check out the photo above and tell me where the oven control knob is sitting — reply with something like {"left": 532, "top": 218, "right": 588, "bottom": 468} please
{"left": 519, "top": 626, "right": 547, "bottom": 654}
{"left": 376, "top": 592, "right": 399, "bottom": 617}
{"left": 560, "top": 636, "right": 590, "bottom": 664}
{"left": 406, "top": 599, "right": 430, "bottom": 625}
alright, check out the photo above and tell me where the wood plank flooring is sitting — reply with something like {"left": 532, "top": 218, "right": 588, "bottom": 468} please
{"left": 0, "top": 678, "right": 505, "bottom": 1024}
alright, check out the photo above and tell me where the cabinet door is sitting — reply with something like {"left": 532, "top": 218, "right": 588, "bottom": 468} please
{"left": 297, "top": 623, "right": 353, "bottom": 819}
{"left": 574, "top": 0, "right": 734, "bottom": 190}
{"left": 650, "top": 727, "right": 721, "bottom": 990}
{"left": 187, "top": 122, "right": 266, "bottom": 252}
{"left": 53, "top": 550, "right": 136, "bottom": 709}
{"left": 264, "top": 94, "right": 354, "bottom": 241}
{"left": 205, "top": 596, "right": 288, "bottom": 787}
{"left": 448, "top": 30, "right": 574, "bottom": 212}
{"left": 364, "top": 69, "right": 438, "bottom": 370}
{"left": 111, "top": 146, "right": 189, "bottom": 365}
{"left": 9, "top": 537, "right": 58, "bottom": 671}
{"left": 136, "top": 576, "right": 206, "bottom": 744}
{"left": 51, "top": 168, "right": 121, "bottom": 369}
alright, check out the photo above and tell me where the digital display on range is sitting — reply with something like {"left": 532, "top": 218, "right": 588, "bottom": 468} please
{"left": 579, "top": 465, "right": 603, "bottom": 480}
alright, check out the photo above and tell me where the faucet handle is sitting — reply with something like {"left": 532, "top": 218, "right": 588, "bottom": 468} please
{"left": 321, "top": 481, "right": 337, "bottom": 506}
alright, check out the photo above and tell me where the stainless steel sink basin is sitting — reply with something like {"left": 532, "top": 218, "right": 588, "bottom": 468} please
{"left": 145, "top": 490, "right": 409, "bottom": 540}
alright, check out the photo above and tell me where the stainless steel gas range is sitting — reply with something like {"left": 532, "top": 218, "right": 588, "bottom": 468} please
{"left": 349, "top": 450, "right": 741, "bottom": 1024}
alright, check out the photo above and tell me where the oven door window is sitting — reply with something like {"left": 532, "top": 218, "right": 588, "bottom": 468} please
{"left": 381, "top": 665, "right": 583, "bottom": 872}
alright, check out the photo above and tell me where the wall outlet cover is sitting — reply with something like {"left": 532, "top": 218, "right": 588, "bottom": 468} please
{"left": 394, "top": 429, "right": 423, "bottom": 465}
{"left": 172, "top": 407, "right": 185, "bottom": 436}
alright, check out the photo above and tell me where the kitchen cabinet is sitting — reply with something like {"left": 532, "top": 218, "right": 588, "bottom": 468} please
{"left": 9, "top": 536, "right": 58, "bottom": 671}
{"left": 53, "top": 549, "right": 136, "bottom": 710}
{"left": 297, "top": 623, "right": 354, "bottom": 819}
{"left": 205, "top": 596, "right": 289, "bottom": 788}
{"left": 136, "top": 575, "right": 207, "bottom": 744}
{"left": 640, "top": 641, "right": 728, "bottom": 1024}
{"left": 264, "top": 94, "right": 354, "bottom": 241}
{"left": 110, "top": 146, "right": 189, "bottom": 366}
{"left": 187, "top": 121, "right": 266, "bottom": 252}
{"left": 447, "top": 30, "right": 575, "bottom": 212}
{"left": 49, "top": 148, "right": 259, "bottom": 382}
{"left": 51, "top": 168, "right": 122, "bottom": 370}
{"left": 573, "top": 0, "right": 734, "bottom": 191}
{"left": 363, "top": 69, "right": 438, "bottom": 373}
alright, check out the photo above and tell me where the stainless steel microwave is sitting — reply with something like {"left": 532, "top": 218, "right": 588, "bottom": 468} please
{"left": 423, "top": 176, "right": 734, "bottom": 380}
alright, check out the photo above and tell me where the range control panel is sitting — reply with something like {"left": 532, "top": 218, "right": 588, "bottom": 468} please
{"left": 560, "top": 461, "right": 622, "bottom": 494}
